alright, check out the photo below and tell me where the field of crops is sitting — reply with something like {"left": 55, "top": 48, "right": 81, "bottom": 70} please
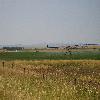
{"left": 0, "top": 50, "right": 100, "bottom": 60}
{"left": 0, "top": 60, "right": 100, "bottom": 100}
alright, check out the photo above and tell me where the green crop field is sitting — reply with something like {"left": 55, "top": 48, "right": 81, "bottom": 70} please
{"left": 0, "top": 51, "right": 100, "bottom": 60}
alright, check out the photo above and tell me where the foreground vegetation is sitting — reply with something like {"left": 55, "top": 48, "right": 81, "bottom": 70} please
{"left": 0, "top": 60, "right": 100, "bottom": 100}
{"left": 0, "top": 50, "right": 100, "bottom": 60}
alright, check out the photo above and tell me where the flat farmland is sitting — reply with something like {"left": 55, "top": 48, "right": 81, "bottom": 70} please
{"left": 0, "top": 49, "right": 100, "bottom": 99}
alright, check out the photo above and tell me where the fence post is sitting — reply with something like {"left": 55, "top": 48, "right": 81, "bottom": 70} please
{"left": 43, "top": 73, "right": 45, "bottom": 79}
{"left": 2, "top": 61, "right": 5, "bottom": 68}
{"left": 23, "top": 68, "right": 25, "bottom": 74}
{"left": 74, "top": 78, "right": 77, "bottom": 85}
{"left": 12, "top": 63, "right": 14, "bottom": 69}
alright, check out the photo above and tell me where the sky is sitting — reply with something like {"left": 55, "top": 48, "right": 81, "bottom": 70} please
{"left": 0, "top": 0, "right": 100, "bottom": 45}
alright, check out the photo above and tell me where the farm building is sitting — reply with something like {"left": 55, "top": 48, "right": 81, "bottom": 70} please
{"left": 3, "top": 47, "right": 24, "bottom": 51}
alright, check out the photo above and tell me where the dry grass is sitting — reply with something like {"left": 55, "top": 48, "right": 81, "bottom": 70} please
{"left": 0, "top": 60, "right": 100, "bottom": 100}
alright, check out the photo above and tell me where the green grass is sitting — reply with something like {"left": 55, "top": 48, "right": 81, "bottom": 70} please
{"left": 0, "top": 51, "right": 100, "bottom": 60}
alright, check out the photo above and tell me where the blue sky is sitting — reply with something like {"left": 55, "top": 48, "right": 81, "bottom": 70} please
{"left": 0, "top": 0, "right": 100, "bottom": 45}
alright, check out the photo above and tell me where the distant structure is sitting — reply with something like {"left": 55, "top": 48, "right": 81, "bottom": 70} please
{"left": 47, "top": 45, "right": 59, "bottom": 49}
{"left": 84, "top": 44, "right": 99, "bottom": 46}
{"left": 46, "top": 43, "right": 94, "bottom": 49}
{"left": 3, "top": 47, "right": 24, "bottom": 51}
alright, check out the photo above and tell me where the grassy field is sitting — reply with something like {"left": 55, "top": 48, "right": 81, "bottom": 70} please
{"left": 0, "top": 60, "right": 100, "bottom": 100}
{"left": 0, "top": 50, "right": 100, "bottom": 60}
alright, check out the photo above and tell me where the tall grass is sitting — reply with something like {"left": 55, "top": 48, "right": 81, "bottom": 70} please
{"left": 0, "top": 60, "right": 100, "bottom": 100}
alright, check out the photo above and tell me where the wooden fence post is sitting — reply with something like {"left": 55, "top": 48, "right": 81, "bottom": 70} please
{"left": 43, "top": 73, "right": 45, "bottom": 79}
{"left": 74, "top": 78, "right": 77, "bottom": 85}
{"left": 12, "top": 63, "right": 14, "bottom": 69}
{"left": 23, "top": 68, "right": 25, "bottom": 74}
{"left": 2, "top": 61, "right": 5, "bottom": 68}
